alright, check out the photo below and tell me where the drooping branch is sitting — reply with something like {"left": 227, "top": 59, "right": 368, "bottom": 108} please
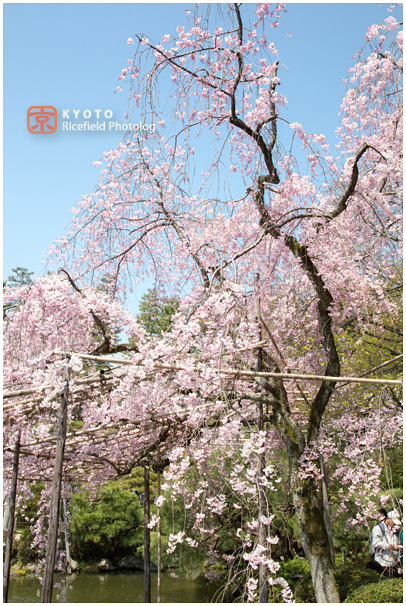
{"left": 143, "top": 37, "right": 231, "bottom": 99}
{"left": 229, "top": 4, "right": 280, "bottom": 184}
{"left": 328, "top": 143, "right": 386, "bottom": 220}
{"left": 58, "top": 268, "right": 138, "bottom": 355}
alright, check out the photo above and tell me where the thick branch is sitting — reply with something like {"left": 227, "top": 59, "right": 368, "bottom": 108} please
{"left": 283, "top": 235, "right": 340, "bottom": 443}
{"left": 329, "top": 143, "right": 385, "bottom": 219}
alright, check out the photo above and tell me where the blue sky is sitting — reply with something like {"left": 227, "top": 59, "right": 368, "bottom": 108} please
{"left": 3, "top": 1, "right": 401, "bottom": 310}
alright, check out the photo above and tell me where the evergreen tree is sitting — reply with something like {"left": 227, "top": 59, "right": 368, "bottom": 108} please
{"left": 6, "top": 267, "right": 34, "bottom": 288}
{"left": 137, "top": 289, "right": 179, "bottom": 337}
{"left": 3, "top": 267, "right": 34, "bottom": 319}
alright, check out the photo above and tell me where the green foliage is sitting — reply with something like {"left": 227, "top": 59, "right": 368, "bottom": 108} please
{"left": 380, "top": 445, "right": 403, "bottom": 494}
{"left": 3, "top": 267, "right": 34, "bottom": 318}
{"left": 68, "top": 420, "right": 85, "bottom": 432}
{"left": 293, "top": 572, "right": 316, "bottom": 602}
{"left": 6, "top": 267, "right": 34, "bottom": 288}
{"left": 293, "top": 560, "right": 394, "bottom": 603}
{"left": 335, "top": 270, "right": 402, "bottom": 420}
{"left": 13, "top": 482, "right": 45, "bottom": 562}
{"left": 69, "top": 481, "right": 144, "bottom": 561}
{"left": 339, "top": 268, "right": 402, "bottom": 366}
{"left": 147, "top": 531, "right": 175, "bottom": 569}
{"left": 137, "top": 289, "right": 179, "bottom": 336}
{"left": 145, "top": 530, "right": 205, "bottom": 575}
{"left": 14, "top": 527, "right": 38, "bottom": 563}
{"left": 278, "top": 556, "right": 310, "bottom": 582}
{"left": 334, "top": 563, "right": 387, "bottom": 602}
{"left": 344, "top": 577, "right": 403, "bottom": 603}
{"left": 326, "top": 441, "right": 403, "bottom": 559}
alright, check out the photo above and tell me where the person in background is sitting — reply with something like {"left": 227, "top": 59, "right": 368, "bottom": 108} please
{"left": 367, "top": 511, "right": 402, "bottom": 578}
{"left": 388, "top": 510, "right": 403, "bottom": 570}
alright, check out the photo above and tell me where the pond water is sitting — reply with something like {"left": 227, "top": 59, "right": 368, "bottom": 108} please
{"left": 8, "top": 571, "right": 222, "bottom": 603}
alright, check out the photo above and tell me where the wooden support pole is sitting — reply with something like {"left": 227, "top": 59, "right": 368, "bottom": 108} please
{"left": 255, "top": 273, "right": 267, "bottom": 604}
{"left": 157, "top": 468, "right": 161, "bottom": 604}
{"left": 62, "top": 494, "right": 72, "bottom": 575}
{"left": 3, "top": 430, "right": 21, "bottom": 603}
{"left": 144, "top": 460, "right": 151, "bottom": 603}
{"left": 258, "top": 420, "right": 267, "bottom": 604}
{"left": 41, "top": 371, "right": 69, "bottom": 603}
{"left": 320, "top": 453, "right": 335, "bottom": 569}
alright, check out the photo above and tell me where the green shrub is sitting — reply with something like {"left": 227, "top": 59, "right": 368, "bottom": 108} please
{"left": 344, "top": 577, "right": 403, "bottom": 603}
{"left": 334, "top": 563, "right": 383, "bottom": 601}
{"left": 15, "top": 527, "right": 39, "bottom": 563}
{"left": 293, "top": 573, "right": 316, "bottom": 603}
{"left": 69, "top": 482, "right": 144, "bottom": 561}
{"left": 279, "top": 556, "right": 310, "bottom": 582}
{"left": 11, "top": 482, "right": 45, "bottom": 563}
{"left": 293, "top": 561, "right": 385, "bottom": 603}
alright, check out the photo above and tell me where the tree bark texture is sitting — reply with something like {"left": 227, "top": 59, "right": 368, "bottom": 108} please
{"left": 62, "top": 495, "right": 72, "bottom": 574}
{"left": 291, "top": 477, "right": 340, "bottom": 602}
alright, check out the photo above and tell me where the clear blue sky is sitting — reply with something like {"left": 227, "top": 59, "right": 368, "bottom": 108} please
{"left": 3, "top": 1, "right": 401, "bottom": 309}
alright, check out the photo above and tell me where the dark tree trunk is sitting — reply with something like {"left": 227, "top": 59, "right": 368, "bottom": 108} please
{"left": 291, "top": 477, "right": 340, "bottom": 602}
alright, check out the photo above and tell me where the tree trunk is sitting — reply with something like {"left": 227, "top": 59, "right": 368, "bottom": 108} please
{"left": 291, "top": 479, "right": 340, "bottom": 603}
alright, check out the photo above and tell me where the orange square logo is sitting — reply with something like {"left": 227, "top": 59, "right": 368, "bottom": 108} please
{"left": 27, "top": 106, "right": 57, "bottom": 134}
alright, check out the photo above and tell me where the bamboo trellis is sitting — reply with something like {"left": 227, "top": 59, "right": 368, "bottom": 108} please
{"left": 3, "top": 351, "right": 402, "bottom": 405}
{"left": 3, "top": 351, "right": 402, "bottom": 479}
{"left": 3, "top": 349, "right": 402, "bottom": 602}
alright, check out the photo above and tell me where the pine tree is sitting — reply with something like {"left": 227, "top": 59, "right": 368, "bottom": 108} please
{"left": 137, "top": 289, "right": 179, "bottom": 337}
{"left": 6, "top": 267, "right": 34, "bottom": 288}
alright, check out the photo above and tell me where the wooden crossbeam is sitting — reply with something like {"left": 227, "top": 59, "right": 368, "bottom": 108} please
{"left": 4, "top": 352, "right": 402, "bottom": 401}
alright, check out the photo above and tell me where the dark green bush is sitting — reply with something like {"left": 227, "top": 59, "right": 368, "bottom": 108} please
{"left": 69, "top": 482, "right": 144, "bottom": 561}
{"left": 15, "top": 527, "right": 39, "bottom": 563}
{"left": 278, "top": 556, "right": 310, "bottom": 582}
{"left": 12, "top": 483, "right": 45, "bottom": 563}
{"left": 293, "top": 561, "right": 385, "bottom": 603}
{"left": 334, "top": 563, "right": 384, "bottom": 601}
{"left": 293, "top": 573, "right": 316, "bottom": 602}
{"left": 344, "top": 577, "right": 403, "bottom": 603}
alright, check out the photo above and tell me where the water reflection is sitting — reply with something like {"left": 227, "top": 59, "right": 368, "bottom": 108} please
{"left": 8, "top": 570, "right": 221, "bottom": 603}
